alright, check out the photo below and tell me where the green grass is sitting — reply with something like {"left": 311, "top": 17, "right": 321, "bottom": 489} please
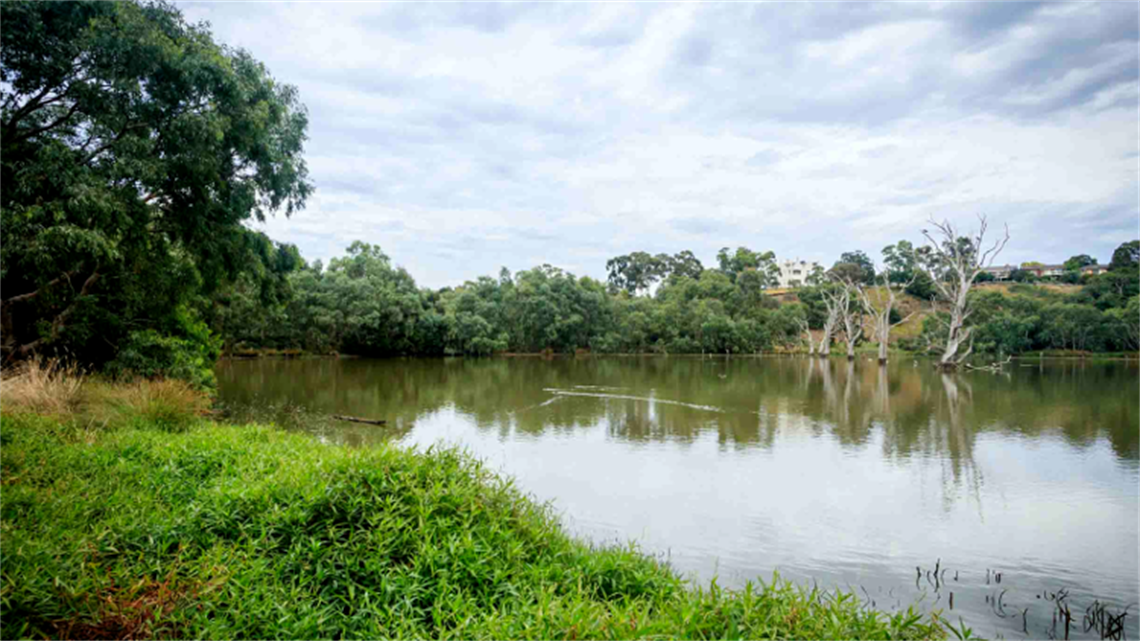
{"left": 1, "top": 410, "right": 952, "bottom": 639}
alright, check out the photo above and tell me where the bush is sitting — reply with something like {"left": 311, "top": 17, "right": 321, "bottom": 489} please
{"left": 105, "top": 330, "right": 219, "bottom": 390}
{"left": 905, "top": 272, "right": 937, "bottom": 300}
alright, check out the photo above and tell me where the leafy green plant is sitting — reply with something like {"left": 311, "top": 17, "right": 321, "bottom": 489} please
{"left": 104, "top": 329, "right": 220, "bottom": 390}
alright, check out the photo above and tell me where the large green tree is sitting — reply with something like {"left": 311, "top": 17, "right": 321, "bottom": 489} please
{"left": 833, "top": 250, "right": 876, "bottom": 285}
{"left": 605, "top": 252, "right": 667, "bottom": 295}
{"left": 1063, "top": 254, "right": 1097, "bottom": 271}
{"left": 1, "top": 0, "right": 311, "bottom": 371}
{"left": 716, "top": 247, "right": 778, "bottom": 287}
{"left": 1109, "top": 241, "right": 1139, "bottom": 272}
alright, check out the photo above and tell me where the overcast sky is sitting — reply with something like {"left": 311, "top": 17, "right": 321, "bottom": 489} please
{"left": 179, "top": 2, "right": 1138, "bottom": 288}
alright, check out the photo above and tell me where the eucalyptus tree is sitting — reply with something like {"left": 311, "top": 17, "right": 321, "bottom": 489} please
{"left": 837, "top": 283, "right": 863, "bottom": 360}
{"left": 605, "top": 252, "right": 667, "bottom": 295}
{"left": 834, "top": 251, "right": 876, "bottom": 285}
{"left": 816, "top": 283, "right": 846, "bottom": 357}
{"left": 664, "top": 250, "right": 704, "bottom": 282}
{"left": 1109, "top": 241, "right": 1139, "bottom": 272}
{"left": 882, "top": 241, "right": 918, "bottom": 283}
{"left": 1063, "top": 254, "right": 1097, "bottom": 271}
{"left": 853, "top": 273, "right": 916, "bottom": 364}
{"left": 914, "top": 215, "right": 1009, "bottom": 369}
{"left": 717, "top": 247, "right": 779, "bottom": 287}
{"left": 1, "top": 0, "right": 311, "bottom": 371}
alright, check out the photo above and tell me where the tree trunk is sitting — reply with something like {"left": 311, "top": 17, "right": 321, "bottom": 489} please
{"left": 938, "top": 276, "right": 973, "bottom": 369}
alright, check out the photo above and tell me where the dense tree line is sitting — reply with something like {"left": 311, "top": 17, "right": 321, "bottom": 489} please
{"left": 212, "top": 238, "right": 1139, "bottom": 362}
{"left": 213, "top": 242, "right": 808, "bottom": 357}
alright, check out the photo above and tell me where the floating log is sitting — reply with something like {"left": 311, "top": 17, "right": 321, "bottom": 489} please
{"left": 332, "top": 415, "right": 387, "bottom": 425}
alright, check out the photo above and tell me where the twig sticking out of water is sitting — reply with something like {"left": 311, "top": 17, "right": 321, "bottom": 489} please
{"left": 1083, "top": 601, "right": 1131, "bottom": 640}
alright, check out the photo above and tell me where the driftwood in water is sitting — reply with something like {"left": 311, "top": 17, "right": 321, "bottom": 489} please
{"left": 332, "top": 415, "right": 387, "bottom": 425}
{"left": 964, "top": 355, "right": 1012, "bottom": 373}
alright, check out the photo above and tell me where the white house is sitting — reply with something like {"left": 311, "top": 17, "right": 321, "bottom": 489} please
{"left": 776, "top": 259, "right": 820, "bottom": 288}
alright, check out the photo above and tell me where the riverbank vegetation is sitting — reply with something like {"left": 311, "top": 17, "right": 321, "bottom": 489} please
{"left": 208, "top": 239, "right": 1136, "bottom": 363}
{"left": 1, "top": 366, "right": 955, "bottom": 640}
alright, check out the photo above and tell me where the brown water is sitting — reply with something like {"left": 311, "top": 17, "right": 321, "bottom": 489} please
{"left": 216, "top": 356, "right": 1140, "bottom": 639}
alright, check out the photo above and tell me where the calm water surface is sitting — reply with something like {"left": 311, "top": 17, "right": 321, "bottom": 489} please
{"left": 216, "top": 357, "right": 1139, "bottom": 639}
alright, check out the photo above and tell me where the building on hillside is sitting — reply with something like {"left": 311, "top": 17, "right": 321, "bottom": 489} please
{"left": 1021, "top": 263, "right": 1065, "bottom": 278}
{"left": 776, "top": 259, "right": 821, "bottom": 288}
{"left": 981, "top": 264, "right": 1017, "bottom": 280}
{"left": 986, "top": 262, "right": 1106, "bottom": 281}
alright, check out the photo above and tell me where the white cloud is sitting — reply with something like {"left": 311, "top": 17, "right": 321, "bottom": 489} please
{"left": 179, "top": 1, "right": 1138, "bottom": 287}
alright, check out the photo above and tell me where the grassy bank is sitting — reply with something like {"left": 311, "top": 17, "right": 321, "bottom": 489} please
{"left": 1, "top": 367, "right": 954, "bottom": 639}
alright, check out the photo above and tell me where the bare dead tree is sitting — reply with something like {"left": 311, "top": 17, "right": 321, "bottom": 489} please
{"left": 817, "top": 284, "right": 845, "bottom": 357}
{"left": 839, "top": 285, "right": 862, "bottom": 360}
{"left": 854, "top": 273, "right": 916, "bottom": 365}
{"left": 797, "top": 318, "right": 817, "bottom": 356}
{"left": 914, "top": 215, "right": 1009, "bottom": 369}
{"left": 829, "top": 274, "right": 866, "bottom": 361}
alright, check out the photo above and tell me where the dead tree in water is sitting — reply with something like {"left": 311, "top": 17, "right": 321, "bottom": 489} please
{"left": 839, "top": 285, "right": 862, "bottom": 360}
{"left": 797, "top": 318, "right": 817, "bottom": 355}
{"left": 829, "top": 275, "right": 863, "bottom": 360}
{"left": 817, "top": 283, "right": 845, "bottom": 357}
{"left": 915, "top": 215, "right": 1009, "bottom": 370}
{"left": 854, "top": 275, "right": 916, "bottom": 365}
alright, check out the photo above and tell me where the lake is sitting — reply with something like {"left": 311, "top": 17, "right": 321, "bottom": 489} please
{"left": 216, "top": 356, "right": 1139, "bottom": 639}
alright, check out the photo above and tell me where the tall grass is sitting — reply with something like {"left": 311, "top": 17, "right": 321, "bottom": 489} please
{"left": 1, "top": 358, "right": 208, "bottom": 431}
{"left": 81, "top": 378, "right": 209, "bottom": 431}
{"left": 1, "top": 358, "right": 86, "bottom": 415}
{"left": 0, "top": 407, "right": 954, "bottom": 640}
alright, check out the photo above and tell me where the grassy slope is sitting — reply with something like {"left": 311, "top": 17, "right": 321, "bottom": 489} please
{"left": 0, "top": 410, "right": 952, "bottom": 640}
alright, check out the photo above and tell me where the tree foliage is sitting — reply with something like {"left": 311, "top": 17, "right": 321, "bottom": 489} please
{"left": 1109, "top": 240, "right": 1139, "bottom": 272}
{"left": 1, "top": 0, "right": 311, "bottom": 385}
{"left": 833, "top": 250, "right": 876, "bottom": 285}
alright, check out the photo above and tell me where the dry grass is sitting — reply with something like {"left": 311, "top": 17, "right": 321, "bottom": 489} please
{"left": 83, "top": 378, "right": 209, "bottom": 431}
{"left": 0, "top": 357, "right": 86, "bottom": 416}
{"left": 1, "top": 358, "right": 208, "bottom": 431}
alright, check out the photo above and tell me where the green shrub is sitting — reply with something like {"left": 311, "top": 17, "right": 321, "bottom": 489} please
{"left": 105, "top": 330, "right": 219, "bottom": 390}
{"left": 906, "top": 272, "right": 937, "bottom": 300}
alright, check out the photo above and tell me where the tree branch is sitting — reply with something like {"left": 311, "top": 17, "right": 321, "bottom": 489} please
{"left": 9, "top": 101, "right": 82, "bottom": 144}
{"left": 13, "top": 269, "right": 100, "bottom": 358}
{"left": 1, "top": 270, "right": 81, "bottom": 306}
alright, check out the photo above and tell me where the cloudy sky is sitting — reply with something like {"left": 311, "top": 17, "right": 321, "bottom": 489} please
{"left": 180, "top": 2, "right": 1138, "bottom": 288}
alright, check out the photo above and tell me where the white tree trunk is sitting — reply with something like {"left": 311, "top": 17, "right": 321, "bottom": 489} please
{"left": 819, "top": 315, "right": 836, "bottom": 356}
{"left": 799, "top": 320, "right": 817, "bottom": 355}
{"left": 916, "top": 215, "right": 1009, "bottom": 370}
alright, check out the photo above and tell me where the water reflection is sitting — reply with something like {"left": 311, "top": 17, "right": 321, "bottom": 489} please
{"left": 217, "top": 356, "right": 1138, "bottom": 462}
{"left": 216, "top": 356, "right": 1139, "bottom": 639}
